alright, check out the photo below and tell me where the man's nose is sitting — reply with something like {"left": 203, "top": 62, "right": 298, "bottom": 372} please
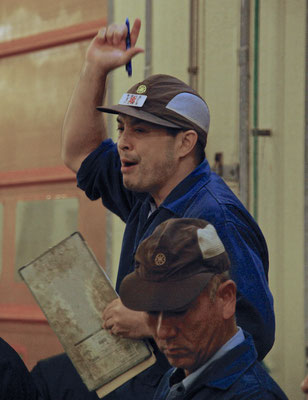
{"left": 117, "top": 129, "right": 132, "bottom": 151}
{"left": 155, "top": 312, "right": 177, "bottom": 340}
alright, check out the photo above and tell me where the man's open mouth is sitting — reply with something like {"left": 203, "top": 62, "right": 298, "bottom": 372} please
{"left": 122, "top": 161, "right": 137, "bottom": 167}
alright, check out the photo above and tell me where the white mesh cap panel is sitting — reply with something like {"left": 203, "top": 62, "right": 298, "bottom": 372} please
{"left": 197, "top": 224, "right": 225, "bottom": 259}
{"left": 166, "top": 92, "right": 210, "bottom": 133}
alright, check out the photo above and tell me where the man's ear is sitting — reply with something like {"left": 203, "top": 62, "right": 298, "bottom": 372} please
{"left": 217, "top": 280, "right": 237, "bottom": 320}
{"left": 177, "top": 130, "right": 198, "bottom": 158}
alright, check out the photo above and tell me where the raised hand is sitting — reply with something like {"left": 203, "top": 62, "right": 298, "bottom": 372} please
{"left": 85, "top": 18, "right": 144, "bottom": 76}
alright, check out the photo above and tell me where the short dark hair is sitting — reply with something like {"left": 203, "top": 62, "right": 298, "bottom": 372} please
{"left": 166, "top": 127, "right": 205, "bottom": 164}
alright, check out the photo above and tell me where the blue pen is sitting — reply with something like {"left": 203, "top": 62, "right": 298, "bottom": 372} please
{"left": 125, "top": 18, "right": 132, "bottom": 76}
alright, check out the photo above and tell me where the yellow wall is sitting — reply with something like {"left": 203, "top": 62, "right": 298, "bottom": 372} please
{"left": 258, "top": 1, "right": 306, "bottom": 398}
{"left": 0, "top": 0, "right": 109, "bottom": 369}
{"left": 0, "top": 0, "right": 108, "bottom": 172}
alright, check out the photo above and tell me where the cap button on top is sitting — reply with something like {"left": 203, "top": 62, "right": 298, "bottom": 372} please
{"left": 136, "top": 84, "right": 147, "bottom": 94}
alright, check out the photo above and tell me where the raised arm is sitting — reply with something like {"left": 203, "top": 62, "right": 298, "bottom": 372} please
{"left": 61, "top": 19, "right": 143, "bottom": 172}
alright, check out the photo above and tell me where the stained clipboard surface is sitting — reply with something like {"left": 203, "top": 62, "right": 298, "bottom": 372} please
{"left": 19, "top": 232, "right": 155, "bottom": 394}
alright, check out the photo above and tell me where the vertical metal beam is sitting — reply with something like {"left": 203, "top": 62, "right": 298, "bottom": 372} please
{"left": 252, "top": 0, "right": 260, "bottom": 220}
{"left": 239, "top": 0, "right": 251, "bottom": 208}
{"left": 304, "top": 0, "right": 308, "bottom": 355}
{"left": 189, "top": 0, "right": 199, "bottom": 90}
{"left": 145, "top": 0, "right": 153, "bottom": 78}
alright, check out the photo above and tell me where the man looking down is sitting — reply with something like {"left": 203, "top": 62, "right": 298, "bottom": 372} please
{"left": 120, "top": 218, "right": 287, "bottom": 399}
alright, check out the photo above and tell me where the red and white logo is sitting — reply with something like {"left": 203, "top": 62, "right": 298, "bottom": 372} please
{"left": 119, "top": 93, "right": 147, "bottom": 108}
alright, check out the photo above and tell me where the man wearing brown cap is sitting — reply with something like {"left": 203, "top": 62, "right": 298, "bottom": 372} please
{"left": 60, "top": 19, "right": 275, "bottom": 400}
{"left": 120, "top": 218, "right": 287, "bottom": 400}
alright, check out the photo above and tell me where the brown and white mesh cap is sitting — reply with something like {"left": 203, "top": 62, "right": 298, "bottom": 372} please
{"left": 119, "top": 218, "right": 230, "bottom": 312}
{"left": 97, "top": 74, "right": 210, "bottom": 148}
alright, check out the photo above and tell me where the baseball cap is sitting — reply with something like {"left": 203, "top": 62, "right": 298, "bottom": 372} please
{"left": 97, "top": 74, "right": 210, "bottom": 148}
{"left": 119, "top": 218, "right": 230, "bottom": 312}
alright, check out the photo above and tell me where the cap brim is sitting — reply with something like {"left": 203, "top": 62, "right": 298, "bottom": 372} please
{"left": 97, "top": 105, "right": 182, "bottom": 129}
{"left": 119, "top": 271, "right": 214, "bottom": 312}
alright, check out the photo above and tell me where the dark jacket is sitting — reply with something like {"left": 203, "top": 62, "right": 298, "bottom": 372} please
{"left": 31, "top": 351, "right": 166, "bottom": 400}
{"left": 31, "top": 353, "right": 99, "bottom": 400}
{"left": 0, "top": 337, "right": 40, "bottom": 400}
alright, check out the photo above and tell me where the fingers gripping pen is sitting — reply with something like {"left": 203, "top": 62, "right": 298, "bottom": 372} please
{"left": 125, "top": 18, "right": 132, "bottom": 76}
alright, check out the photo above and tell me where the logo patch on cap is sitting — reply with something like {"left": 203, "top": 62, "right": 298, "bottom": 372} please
{"left": 119, "top": 93, "right": 147, "bottom": 107}
{"left": 136, "top": 84, "right": 147, "bottom": 94}
{"left": 154, "top": 253, "right": 166, "bottom": 266}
